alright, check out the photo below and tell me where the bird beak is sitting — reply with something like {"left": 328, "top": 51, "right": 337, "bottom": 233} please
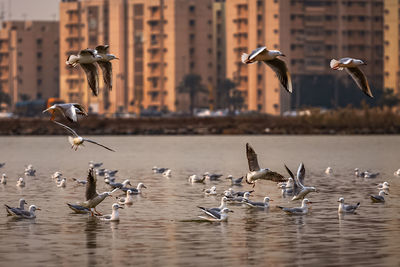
{"left": 269, "top": 199, "right": 274, "bottom": 202}
{"left": 363, "top": 62, "right": 367, "bottom": 65}
{"left": 281, "top": 54, "right": 286, "bottom": 57}
{"left": 308, "top": 202, "right": 313, "bottom": 204}
{"left": 36, "top": 208, "right": 41, "bottom": 210}
{"left": 143, "top": 185, "right": 147, "bottom": 189}
{"left": 118, "top": 206, "right": 124, "bottom": 209}
{"left": 229, "top": 210, "right": 234, "bottom": 213}
{"left": 337, "top": 201, "right": 341, "bottom": 202}
{"left": 115, "top": 57, "right": 119, "bottom": 60}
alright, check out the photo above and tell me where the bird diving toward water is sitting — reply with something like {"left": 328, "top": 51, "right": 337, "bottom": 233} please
{"left": 52, "top": 121, "right": 115, "bottom": 152}
{"left": 66, "top": 49, "right": 102, "bottom": 96}
{"left": 245, "top": 143, "right": 285, "bottom": 187}
{"left": 43, "top": 103, "right": 87, "bottom": 123}
{"left": 330, "top": 57, "right": 373, "bottom": 98}
{"left": 241, "top": 46, "right": 292, "bottom": 93}
{"left": 94, "top": 45, "right": 118, "bottom": 91}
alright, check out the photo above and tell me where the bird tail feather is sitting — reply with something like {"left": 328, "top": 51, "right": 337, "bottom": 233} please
{"left": 68, "top": 136, "right": 75, "bottom": 146}
{"left": 330, "top": 59, "right": 343, "bottom": 70}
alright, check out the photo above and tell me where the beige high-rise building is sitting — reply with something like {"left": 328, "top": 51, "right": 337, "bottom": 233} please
{"left": 0, "top": 21, "right": 59, "bottom": 109}
{"left": 226, "top": 0, "right": 383, "bottom": 114}
{"left": 383, "top": 0, "right": 399, "bottom": 94}
{"left": 60, "top": 0, "right": 214, "bottom": 114}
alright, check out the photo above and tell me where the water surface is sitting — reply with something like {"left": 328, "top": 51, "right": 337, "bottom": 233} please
{"left": 0, "top": 136, "right": 399, "bottom": 266}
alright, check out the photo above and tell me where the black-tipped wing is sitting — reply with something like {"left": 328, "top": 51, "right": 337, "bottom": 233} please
{"left": 97, "top": 61, "right": 113, "bottom": 91}
{"left": 95, "top": 45, "right": 109, "bottom": 54}
{"left": 263, "top": 171, "right": 286, "bottom": 182}
{"left": 86, "top": 168, "right": 98, "bottom": 201}
{"left": 246, "top": 143, "right": 260, "bottom": 171}
{"left": 264, "top": 58, "right": 293, "bottom": 93}
{"left": 72, "top": 103, "right": 87, "bottom": 115}
{"left": 80, "top": 63, "right": 99, "bottom": 96}
{"left": 345, "top": 67, "right": 373, "bottom": 98}
{"left": 79, "top": 49, "right": 96, "bottom": 56}
{"left": 198, "top": 207, "right": 221, "bottom": 219}
{"left": 84, "top": 139, "right": 115, "bottom": 152}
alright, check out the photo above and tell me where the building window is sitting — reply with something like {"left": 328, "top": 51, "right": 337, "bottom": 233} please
{"left": 37, "top": 79, "right": 42, "bottom": 86}
{"left": 189, "top": 20, "right": 195, "bottom": 26}
{"left": 18, "top": 38, "right": 22, "bottom": 43}
{"left": 189, "top": 5, "right": 195, "bottom": 12}
{"left": 37, "top": 52, "right": 42, "bottom": 59}
{"left": 37, "top": 66, "right": 42, "bottom": 72}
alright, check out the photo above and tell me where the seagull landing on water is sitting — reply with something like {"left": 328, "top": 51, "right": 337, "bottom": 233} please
{"left": 242, "top": 46, "right": 292, "bottom": 93}
{"left": 43, "top": 103, "right": 87, "bottom": 123}
{"left": 330, "top": 57, "right": 373, "bottom": 98}
{"left": 93, "top": 45, "right": 118, "bottom": 91}
{"left": 338, "top": 197, "right": 360, "bottom": 213}
{"left": 284, "top": 163, "right": 318, "bottom": 201}
{"left": 245, "top": 143, "right": 286, "bottom": 187}
{"left": 66, "top": 49, "right": 102, "bottom": 96}
{"left": 53, "top": 121, "right": 115, "bottom": 152}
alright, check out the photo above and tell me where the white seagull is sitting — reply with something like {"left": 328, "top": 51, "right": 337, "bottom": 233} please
{"left": 242, "top": 46, "right": 292, "bottom": 93}
{"left": 203, "top": 186, "right": 217, "bottom": 195}
{"left": 325, "top": 167, "right": 333, "bottom": 174}
{"left": 98, "top": 203, "right": 123, "bottom": 221}
{"left": 278, "top": 198, "right": 312, "bottom": 215}
{"left": 1, "top": 173, "right": 7, "bottom": 184}
{"left": 330, "top": 57, "right": 373, "bottom": 98}
{"left": 16, "top": 177, "right": 25, "bottom": 187}
{"left": 5, "top": 199, "right": 27, "bottom": 216}
{"left": 245, "top": 197, "right": 272, "bottom": 209}
{"left": 117, "top": 190, "right": 134, "bottom": 205}
{"left": 163, "top": 169, "right": 172, "bottom": 178}
{"left": 121, "top": 183, "right": 147, "bottom": 194}
{"left": 53, "top": 121, "right": 115, "bottom": 152}
{"left": 245, "top": 143, "right": 285, "bottom": 187}
{"left": 337, "top": 197, "right": 360, "bottom": 213}
{"left": 66, "top": 49, "right": 102, "bottom": 96}
{"left": 72, "top": 178, "right": 87, "bottom": 185}
{"left": 198, "top": 207, "right": 233, "bottom": 222}
{"left": 394, "top": 169, "right": 400, "bottom": 176}
{"left": 284, "top": 163, "right": 318, "bottom": 201}
{"left": 226, "top": 175, "right": 243, "bottom": 186}
{"left": 6, "top": 204, "right": 40, "bottom": 219}
{"left": 188, "top": 174, "right": 205, "bottom": 184}
{"left": 377, "top": 182, "right": 390, "bottom": 190}
{"left": 57, "top": 178, "right": 67, "bottom": 188}
{"left": 94, "top": 45, "right": 118, "bottom": 91}
{"left": 370, "top": 190, "right": 388, "bottom": 203}
{"left": 43, "top": 103, "right": 87, "bottom": 123}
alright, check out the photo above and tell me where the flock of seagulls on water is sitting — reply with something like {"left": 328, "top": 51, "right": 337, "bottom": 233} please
{"left": 0, "top": 139, "right": 394, "bottom": 221}
{"left": 0, "top": 43, "right": 390, "bottom": 222}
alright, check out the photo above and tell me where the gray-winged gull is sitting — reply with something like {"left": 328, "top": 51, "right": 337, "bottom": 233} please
{"left": 203, "top": 186, "right": 217, "bottom": 195}
{"left": 198, "top": 207, "right": 233, "bottom": 222}
{"left": 117, "top": 190, "right": 134, "bottom": 205}
{"left": 188, "top": 175, "right": 205, "bottom": 184}
{"left": 121, "top": 183, "right": 147, "bottom": 194}
{"left": 94, "top": 45, "right": 118, "bottom": 91}
{"left": 370, "top": 190, "right": 388, "bottom": 203}
{"left": 245, "top": 196, "right": 272, "bottom": 209}
{"left": 242, "top": 46, "right": 292, "bottom": 93}
{"left": 245, "top": 143, "right": 285, "bottom": 187}
{"left": 16, "top": 177, "right": 25, "bottom": 187}
{"left": 338, "top": 197, "right": 360, "bottom": 213}
{"left": 284, "top": 163, "right": 317, "bottom": 201}
{"left": 43, "top": 103, "right": 87, "bottom": 123}
{"left": 5, "top": 199, "right": 27, "bottom": 216}
{"left": 278, "top": 198, "right": 312, "bottom": 215}
{"left": 98, "top": 203, "right": 123, "bottom": 221}
{"left": 57, "top": 178, "right": 67, "bottom": 188}
{"left": 226, "top": 175, "right": 243, "bottom": 186}
{"left": 5, "top": 204, "right": 40, "bottom": 219}
{"left": 377, "top": 182, "right": 389, "bottom": 190}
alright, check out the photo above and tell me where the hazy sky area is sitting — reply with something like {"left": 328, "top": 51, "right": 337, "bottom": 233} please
{"left": 0, "top": 0, "right": 59, "bottom": 22}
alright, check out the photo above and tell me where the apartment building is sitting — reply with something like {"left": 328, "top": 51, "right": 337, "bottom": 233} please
{"left": 0, "top": 21, "right": 59, "bottom": 108}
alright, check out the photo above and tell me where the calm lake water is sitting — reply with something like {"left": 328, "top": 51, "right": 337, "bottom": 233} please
{"left": 0, "top": 136, "right": 399, "bottom": 267}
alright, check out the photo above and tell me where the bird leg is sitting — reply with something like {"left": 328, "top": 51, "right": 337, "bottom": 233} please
{"left": 90, "top": 208, "right": 95, "bottom": 217}
{"left": 94, "top": 208, "right": 102, "bottom": 216}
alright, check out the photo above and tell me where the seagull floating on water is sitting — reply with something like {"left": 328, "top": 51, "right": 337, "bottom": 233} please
{"left": 226, "top": 175, "right": 243, "bottom": 186}
{"left": 363, "top": 171, "right": 380, "bottom": 179}
{"left": 226, "top": 191, "right": 251, "bottom": 204}
{"left": 325, "top": 167, "right": 333, "bottom": 174}
{"left": 200, "top": 197, "right": 228, "bottom": 215}
{"left": 1, "top": 173, "right": 7, "bottom": 184}
{"left": 109, "top": 179, "right": 131, "bottom": 189}
{"left": 188, "top": 175, "right": 205, "bottom": 184}
{"left": 16, "top": 177, "right": 25, "bottom": 187}
{"left": 5, "top": 205, "right": 40, "bottom": 219}
{"left": 394, "top": 169, "right": 400, "bottom": 176}
{"left": 43, "top": 103, "right": 87, "bottom": 123}
{"left": 377, "top": 182, "right": 390, "bottom": 190}
{"left": 163, "top": 169, "right": 172, "bottom": 178}
{"left": 66, "top": 49, "right": 102, "bottom": 96}
{"left": 72, "top": 178, "right": 86, "bottom": 185}
{"left": 24, "top": 164, "right": 36, "bottom": 176}
{"left": 5, "top": 199, "right": 27, "bottom": 216}
{"left": 198, "top": 207, "right": 233, "bottom": 222}
{"left": 337, "top": 197, "right": 360, "bottom": 213}
{"left": 121, "top": 183, "right": 147, "bottom": 194}
{"left": 89, "top": 161, "right": 103, "bottom": 169}
{"left": 0, "top": 163, "right": 5, "bottom": 168}
{"left": 98, "top": 203, "right": 123, "bottom": 221}
{"left": 242, "top": 46, "right": 292, "bottom": 93}
{"left": 152, "top": 167, "right": 169, "bottom": 174}
{"left": 370, "top": 190, "right": 388, "bottom": 203}
{"left": 57, "top": 178, "right": 67, "bottom": 188}
{"left": 245, "top": 197, "right": 272, "bottom": 209}
{"left": 278, "top": 198, "right": 312, "bottom": 215}
{"left": 245, "top": 143, "right": 285, "bottom": 187}
{"left": 203, "top": 172, "right": 223, "bottom": 181}
{"left": 203, "top": 186, "right": 217, "bottom": 195}
{"left": 330, "top": 57, "right": 373, "bottom": 98}
{"left": 53, "top": 121, "right": 115, "bottom": 152}
{"left": 117, "top": 190, "right": 134, "bottom": 205}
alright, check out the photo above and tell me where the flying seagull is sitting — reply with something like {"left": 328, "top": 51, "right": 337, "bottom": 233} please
{"left": 337, "top": 197, "right": 360, "bottom": 213}
{"left": 53, "top": 121, "right": 115, "bottom": 152}
{"left": 284, "top": 163, "right": 318, "bottom": 201}
{"left": 330, "top": 57, "right": 373, "bottom": 98}
{"left": 242, "top": 46, "right": 292, "bottom": 93}
{"left": 66, "top": 49, "right": 102, "bottom": 96}
{"left": 43, "top": 103, "right": 87, "bottom": 123}
{"left": 245, "top": 143, "right": 285, "bottom": 187}
{"left": 94, "top": 45, "right": 118, "bottom": 91}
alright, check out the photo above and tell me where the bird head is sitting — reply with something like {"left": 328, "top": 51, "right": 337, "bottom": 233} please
{"left": 338, "top": 197, "right": 344, "bottom": 203}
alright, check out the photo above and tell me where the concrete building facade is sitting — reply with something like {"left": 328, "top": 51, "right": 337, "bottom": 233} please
{"left": 0, "top": 21, "right": 59, "bottom": 109}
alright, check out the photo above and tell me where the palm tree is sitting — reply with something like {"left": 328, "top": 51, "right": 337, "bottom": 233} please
{"left": 177, "top": 74, "right": 207, "bottom": 115}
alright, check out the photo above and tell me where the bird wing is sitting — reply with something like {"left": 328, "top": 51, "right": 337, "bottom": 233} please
{"left": 79, "top": 49, "right": 96, "bottom": 56}
{"left": 80, "top": 63, "right": 99, "bottom": 96}
{"left": 297, "top": 162, "right": 305, "bottom": 185}
{"left": 345, "top": 67, "right": 373, "bottom": 98}
{"left": 246, "top": 143, "right": 260, "bottom": 171}
{"left": 262, "top": 171, "right": 286, "bottom": 182}
{"left": 86, "top": 168, "right": 98, "bottom": 201}
{"left": 248, "top": 46, "right": 268, "bottom": 61}
{"left": 285, "top": 164, "right": 303, "bottom": 189}
{"left": 95, "top": 45, "right": 109, "bottom": 54}
{"left": 72, "top": 103, "right": 88, "bottom": 116}
{"left": 84, "top": 138, "right": 116, "bottom": 152}
{"left": 198, "top": 207, "right": 221, "bottom": 219}
{"left": 64, "top": 105, "right": 77, "bottom": 123}
{"left": 97, "top": 61, "right": 113, "bottom": 91}
{"left": 263, "top": 58, "right": 293, "bottom": 93}
{"left": 52, "top": 121, "right": 79, "bottom": 137}
{"left": 339, "top": 57, "right": 353, "bottom": 64}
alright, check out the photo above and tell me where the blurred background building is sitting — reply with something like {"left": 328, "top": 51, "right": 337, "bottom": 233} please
{"left": 0, "top": 0, "right": 398, "bottom": 116}
{"left": 0, "top": 21, "right": 59, "bottom": 110}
